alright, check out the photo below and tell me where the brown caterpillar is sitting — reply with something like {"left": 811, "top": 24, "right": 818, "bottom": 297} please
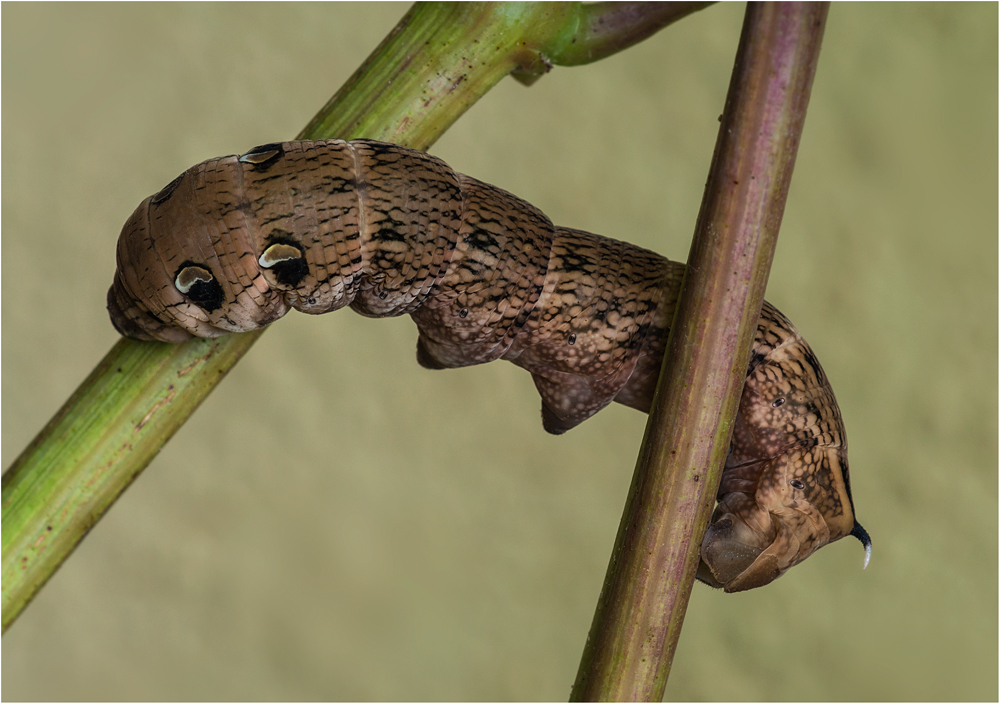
{"left": 107, "top": 139, "right": 870, "bottom": 592}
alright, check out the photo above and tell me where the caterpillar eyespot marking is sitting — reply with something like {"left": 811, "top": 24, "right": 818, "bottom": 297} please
{"left": 173, "top": 263, "right": 224, "bottom": 312}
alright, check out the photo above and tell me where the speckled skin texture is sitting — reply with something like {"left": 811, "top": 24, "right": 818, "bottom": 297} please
{"left": 108, "top": 139, "right": 869, "bottom": 591}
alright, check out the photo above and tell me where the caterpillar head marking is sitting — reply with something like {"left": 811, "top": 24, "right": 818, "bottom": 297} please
{"left": 150, "top": 173, "right": 185, "bottom": 205}
{"left": 174, "top": 263, "right": 224, "bottom": 311}
{"left": 238, "top": 142, "right": 285, "bottom": 169}
{"left": 258, "top": 241, "right": 308, "bottom": 288}
{"left": 107, "top": 155, "right": 291, "bottom": 342}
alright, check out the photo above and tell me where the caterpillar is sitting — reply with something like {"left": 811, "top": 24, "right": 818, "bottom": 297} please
{"left": 107, "top": 139, "right": 870, "bottom": 592}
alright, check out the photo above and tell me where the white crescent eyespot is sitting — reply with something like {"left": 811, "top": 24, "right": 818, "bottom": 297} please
{"left": 175, "top": 266, "right": 214, "bottom": 294}
{"left": 258, "top": 243, "right": 304, "bottom": 269}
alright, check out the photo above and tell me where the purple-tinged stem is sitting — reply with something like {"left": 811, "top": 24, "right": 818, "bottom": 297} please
{"left": 570, "top": 3, "right": 830, "bottom": 700}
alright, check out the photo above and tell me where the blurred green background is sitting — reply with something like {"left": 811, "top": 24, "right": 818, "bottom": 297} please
{"left": 2, "top": 3, "right": 996, "bottom": 701}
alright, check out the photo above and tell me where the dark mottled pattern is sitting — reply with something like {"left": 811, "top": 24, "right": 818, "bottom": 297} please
{"left": 107, "top": 139, "right": 868, "bottom": 592}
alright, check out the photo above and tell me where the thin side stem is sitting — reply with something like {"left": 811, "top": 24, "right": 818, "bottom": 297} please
{"left": 570, "top": 3, "right": 830, "bottom": 700}
{"left": 548, "top": 2, "right": 713, "bottom": 67}
{"left": 300, "top": 3, "right": 576, "bottom": 150}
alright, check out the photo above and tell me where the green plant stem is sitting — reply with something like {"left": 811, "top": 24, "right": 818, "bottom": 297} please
{"left": 570, "top": 3, "right": 830, "bottom": 700}
{"left": 2, "top": 2, "right": 699, "bottom": 634}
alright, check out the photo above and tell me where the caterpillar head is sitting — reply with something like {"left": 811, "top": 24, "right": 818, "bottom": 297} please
{"left": 697, "top": 337, "right": 871, "bottom": 592}
{"left": 107, "top": 149, "right": 303, "bottom": 342}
